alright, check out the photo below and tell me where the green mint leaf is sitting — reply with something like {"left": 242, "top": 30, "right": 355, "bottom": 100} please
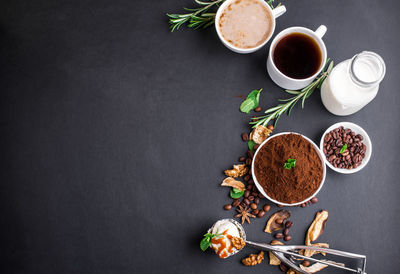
{"left": 200, "top": 236, "right": 212, "bottom": 251}
{"left": 200, "top": 232, "right": 224, "bottom": 251}
{"left": 284, "top": 159, "right": 296, "bottom": 169}
{"left": 340, "top": 143, "right": 348, "bottom": 154}
{"left": 287, "top": 159, "right": 296, "bottom": 164}
{"left": 240, "top": 89, "right": 262, "bottom": 114}
{"left": 230, "top": 188, "right": 245, "bottom": 199}
{"left": 248, "top": 140, "right": 256, "bottom": 152}
{"left": 240, "top": 99, "right": 256, "bottom": 114}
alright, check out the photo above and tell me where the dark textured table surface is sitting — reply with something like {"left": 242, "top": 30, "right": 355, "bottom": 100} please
{"left": 1, "top": 0, "right": 399, "bottom": 273}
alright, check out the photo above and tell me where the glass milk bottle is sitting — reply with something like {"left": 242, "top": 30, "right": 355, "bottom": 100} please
{"left": 321, "top": 51, "right": 386, "bottom": 116}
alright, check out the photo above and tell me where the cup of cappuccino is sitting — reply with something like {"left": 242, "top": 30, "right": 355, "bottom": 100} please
{"left": 215, "top": 0, "right": 286, "bottom": 54}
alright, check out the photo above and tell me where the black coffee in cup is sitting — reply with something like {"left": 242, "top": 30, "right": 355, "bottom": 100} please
{"left": 273, "top": 32, "right": 322, "bottom": 79}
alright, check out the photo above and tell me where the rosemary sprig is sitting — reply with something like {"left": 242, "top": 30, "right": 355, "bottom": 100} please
{"left": 167, "top": 0, "right": 281, "bottom": 32}
{"left": 167, "top": 0, "right": 224, "bottom": 32}
{"left": 250, "top": 59, "right": 334, "bottom": 128}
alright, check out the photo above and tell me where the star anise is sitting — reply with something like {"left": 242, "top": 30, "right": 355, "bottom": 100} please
{"left": 235, "top": 205, "right": 255, "bottom": 224}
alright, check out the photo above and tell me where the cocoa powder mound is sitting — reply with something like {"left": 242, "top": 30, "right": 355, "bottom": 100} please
{"left": 254, "top": 133, "right": 323, "bottom": 204}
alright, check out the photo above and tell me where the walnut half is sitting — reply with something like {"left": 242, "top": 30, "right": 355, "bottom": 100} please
{"left": 230, "top": 236, "right": 245, "bottom": 250}
{"left": 224, "top": 164, "right": 248, "bottom": 178}
{"left": 242, "top": 251, "right": 264, "bottom": 266}
{"left": 250, "top": 125, "right": 273, "bottom": 144}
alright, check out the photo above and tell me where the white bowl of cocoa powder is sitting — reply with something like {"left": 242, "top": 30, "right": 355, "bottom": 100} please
{"left": 251, "top": 132, "right": 326, "bottom": 206}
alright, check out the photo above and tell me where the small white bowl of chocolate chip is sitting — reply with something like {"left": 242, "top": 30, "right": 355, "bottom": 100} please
{"left": 320, "top": 122, "right": 372, "bottom": 174}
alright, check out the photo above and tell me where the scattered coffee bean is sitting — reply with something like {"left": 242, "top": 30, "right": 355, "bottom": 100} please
{"left": 252, "top": 209, "right": 259, "bottom": 215}
{"left": 247, "top": 150, "right": 254, "bottom": 159}
{"left": 246, "top": 184, "right": 252, "bottom": 190}
{"left": 244, "top": 190, "right": 250, "bottom": 198}
{"left": 279, "top": 263, "right": 288, "bottom": 272}
{"left": 257, "top": 210, "right": 265, "bottom": 218}
{"left": 250, "top": 203, "right": 257, "bottom": 210}
{"left": 277, "top": 204, "right": 283, "bottom": 208}
{"left": 243, "top": 198, "right": 250, "bottom": 205}
{"left": 263, "top": 204, "right": 271, "bottom": 212}
{"left": 248, "top": 195, "right": 254, "bottom": 201}
{"left": 311, "top": 197, "right": 318, "bottom": 204}
{"left": 241, "top": 133, "right": 249, "bottom": 142}
{"left": 254, "top": 144, "right": 259, "bottom": 150}
{"left": 301, "top": 203, "right": 306, "bottom": 208}
{"left": 267, "top": 124, "right": 274, "bottom": 131}
{"left": 283, "top": 228, "right": 289, "bottom": 236}
{"left": 224, "top": 204, "right": 232, "bottom": 210}
{"left": 232, "top": 199, "right": 240, "bottom": 207}
{"left": 245, "top": 158, "right": 252, "bottom": 166}
{"left": 284, "top": 235, "right": 292, "bottom": 241}
{"left": 274, "top": 233, "right": 283, "bottom": 239}
{"left": 251, "top": 116, "right": 258, "bottom": 122}
{"left": 285, "top": 221, "right": 293, "bottom": 229}
{"left": 239, "top": 156, "right": 246, "bottom": 162}
{"left": 254, "top": 106, "right": 262, "bottom": 112}
{"left": 254, "top": 197, "right": 260, "bottom": 204}
{"left": 244, "top": 175, "right": 250, "bottom": 182}
{"left": 302, "top": 260, "right": 311, "bottom": 267}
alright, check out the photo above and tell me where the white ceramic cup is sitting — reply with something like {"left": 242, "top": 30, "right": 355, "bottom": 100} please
{"left": 251, "top": 132, "right": 326, "bottom": 206}
{"left": 215, "top": 0, "right": 286, "bottom": 54}
{"left": 267, "top": 25, "right": 328, "bottom": 90}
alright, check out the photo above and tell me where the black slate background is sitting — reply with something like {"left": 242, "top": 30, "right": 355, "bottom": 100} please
{"left": 0, "top": 0, "right": 399, "bottom": 273}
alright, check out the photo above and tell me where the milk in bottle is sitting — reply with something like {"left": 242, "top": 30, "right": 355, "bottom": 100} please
{"left": 321, "top": 51, "right": 386, "bottom": 116}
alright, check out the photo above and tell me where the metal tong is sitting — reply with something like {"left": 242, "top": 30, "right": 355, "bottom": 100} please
{"left": 246, "top": 241, "right": 367, "bottom": 274}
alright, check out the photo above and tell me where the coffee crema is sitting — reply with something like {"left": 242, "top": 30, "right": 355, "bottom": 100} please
{"left": 219, "top": 0, "right": 273, "bottom": 49}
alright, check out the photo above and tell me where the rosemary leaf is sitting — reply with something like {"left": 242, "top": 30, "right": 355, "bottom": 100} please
{"left": 264, "top": 105, "right": 282, "bottom": 114}
{"left": 285, "top": 89, "right": 301, "bottom": 95}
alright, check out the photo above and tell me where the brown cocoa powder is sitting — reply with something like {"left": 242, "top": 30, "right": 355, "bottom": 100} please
{"left": 254, "top": 133, "right": 322, "bottom": 204}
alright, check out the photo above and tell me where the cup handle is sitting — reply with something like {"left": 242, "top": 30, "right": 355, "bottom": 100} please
{"left": 314, "top": 25, "right": 327, "bottom": 39}
{"left": 271, "top": 5, "right": 286, "bottom": 18}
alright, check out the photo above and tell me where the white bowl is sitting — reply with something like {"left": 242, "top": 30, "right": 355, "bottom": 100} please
{"left": 251, "top": 132, "right": 326, "bottom": 206}
{"left": 319, "top": 122, "right": 372, "bottom": 174}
